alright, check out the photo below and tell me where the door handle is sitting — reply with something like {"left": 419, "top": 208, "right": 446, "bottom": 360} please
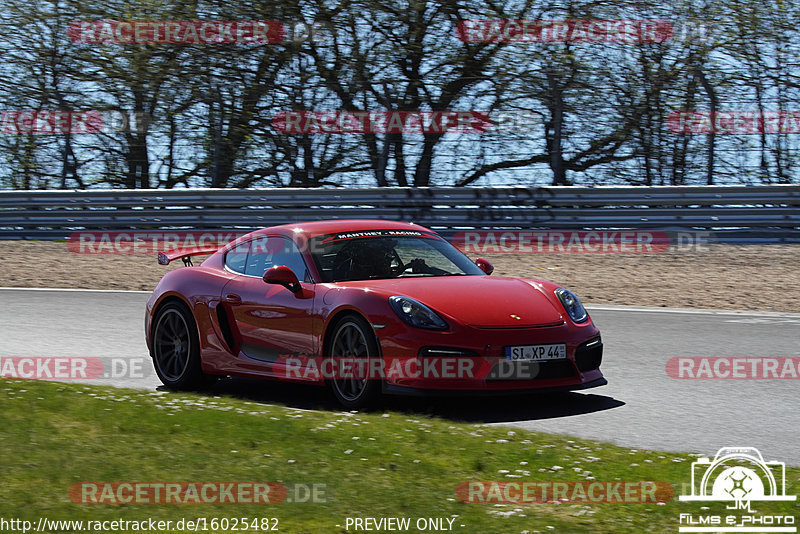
{"left": 224, "top": 293, "right": 242, "bottom": 304}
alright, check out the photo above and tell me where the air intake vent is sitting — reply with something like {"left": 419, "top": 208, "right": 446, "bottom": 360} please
{"left": 575, "top": 337, "right": 603, "bottom": 372}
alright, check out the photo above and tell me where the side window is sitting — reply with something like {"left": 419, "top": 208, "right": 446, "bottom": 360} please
{"left": 245, "top": 236, "right": 309, "bottom": 280}
{"left": 224, "top": 241, "right": 249, "bottom": 274}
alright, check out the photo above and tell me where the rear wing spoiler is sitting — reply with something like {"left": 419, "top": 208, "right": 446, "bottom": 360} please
{"left": 157, "top": 245, "right": 222, "bottom": 266}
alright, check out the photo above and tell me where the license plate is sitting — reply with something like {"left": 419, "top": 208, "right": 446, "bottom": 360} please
{"left": 504, "top": 343, "right": 566, "bottom": 361}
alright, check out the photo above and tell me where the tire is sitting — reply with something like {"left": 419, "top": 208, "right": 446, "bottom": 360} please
{"left": 326, "top": 314, "right": 382, "bottom": 410}
{"left": 151, "top": 301, "right": 217, "bottom": 390}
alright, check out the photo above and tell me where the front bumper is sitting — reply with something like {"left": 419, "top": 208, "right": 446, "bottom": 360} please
{"left": 374, "top": 318, "right": 604, "bottom": 392}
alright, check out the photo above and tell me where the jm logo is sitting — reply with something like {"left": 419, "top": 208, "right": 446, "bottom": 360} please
{"left": 679, "top": 447, "right": 795, "bottom": 507}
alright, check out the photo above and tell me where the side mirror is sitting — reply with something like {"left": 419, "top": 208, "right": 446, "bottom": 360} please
{"left": 263, "top": 265, "right": 301, "bottom": 293}
{"left": 475, "top": 258, "right": 494, "bottom": 275}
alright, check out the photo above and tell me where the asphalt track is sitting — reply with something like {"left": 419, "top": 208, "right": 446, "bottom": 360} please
{"left": 2, "top": 287, "right": 799, "bottom": 465}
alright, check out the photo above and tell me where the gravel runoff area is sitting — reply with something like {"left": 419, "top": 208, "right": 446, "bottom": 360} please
{"left": 0, "top": 241, "right": 799, "bottom": 313}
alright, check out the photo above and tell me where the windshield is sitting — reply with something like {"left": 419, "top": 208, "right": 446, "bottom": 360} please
{"left": 308, "top": 231, "right": 485, "bottom": 282}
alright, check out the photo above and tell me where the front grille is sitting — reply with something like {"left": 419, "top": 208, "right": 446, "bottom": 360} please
{"left": 418, "top": 347, "right": 480, "bottom": 358}
{"left": 486, "top": 359, "right": 576, "bottom": 381}
{"left": 575, "top": 337, "right": 603, "bottom": 372}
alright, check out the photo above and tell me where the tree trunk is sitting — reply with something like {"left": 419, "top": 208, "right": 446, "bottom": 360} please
{"left": 546, "top": 72, "right": 567, "bottom": 185}
{"left": 697, "top": 71, "right": 717, "bottom": 185}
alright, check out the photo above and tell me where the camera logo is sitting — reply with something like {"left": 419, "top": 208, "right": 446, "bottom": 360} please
{"left": 677, "top": 447, "right": 795, "bottom": 533}
{"left": 680, "top": 447, "right": 794, "bottom": 504}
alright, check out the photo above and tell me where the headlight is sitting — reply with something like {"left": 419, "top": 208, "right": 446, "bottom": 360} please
{"left": 389, "top": 296, "right": 448, "bottom": 330}
{"left": 555, "top": 288, "right": 588, "bottom": 323}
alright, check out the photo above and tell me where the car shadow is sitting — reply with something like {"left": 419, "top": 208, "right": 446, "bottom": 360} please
{"left": 172, "top": 377, "right": 625, "bottom": 423}
{"left": 390, "top": 392, "right": 625, "bottom": 423}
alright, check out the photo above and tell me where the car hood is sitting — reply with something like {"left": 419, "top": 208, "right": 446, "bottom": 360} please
{"left": 340, "top": 275, "right": 566, "bottom": 328}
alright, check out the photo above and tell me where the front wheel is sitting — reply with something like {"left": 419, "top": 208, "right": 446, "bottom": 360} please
{"left": 326, "top": 314, "right": 381, "bottom": 410}
{"left": 151, "top": 301, "right": 217, "bottom": 390}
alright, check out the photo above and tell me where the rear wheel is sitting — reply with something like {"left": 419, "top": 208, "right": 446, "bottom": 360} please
{"left": 151, "top": 301, "right": 217, "bottom": 390}
{"left": 326, "top": 314, "right": 381, "bottom": 410}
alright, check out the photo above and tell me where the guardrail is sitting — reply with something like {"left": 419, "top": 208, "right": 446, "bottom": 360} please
{"left": 1, "top": 185, "right": 799, "bottom": 242}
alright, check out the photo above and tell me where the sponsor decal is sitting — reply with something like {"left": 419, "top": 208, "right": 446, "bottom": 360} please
{"left": 317, "top": 229, "right": 438, "bottom": 245}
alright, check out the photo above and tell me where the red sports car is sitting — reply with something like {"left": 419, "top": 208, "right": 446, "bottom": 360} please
{"left": 145, "top": 220, "right": 605, "bottom": 408}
